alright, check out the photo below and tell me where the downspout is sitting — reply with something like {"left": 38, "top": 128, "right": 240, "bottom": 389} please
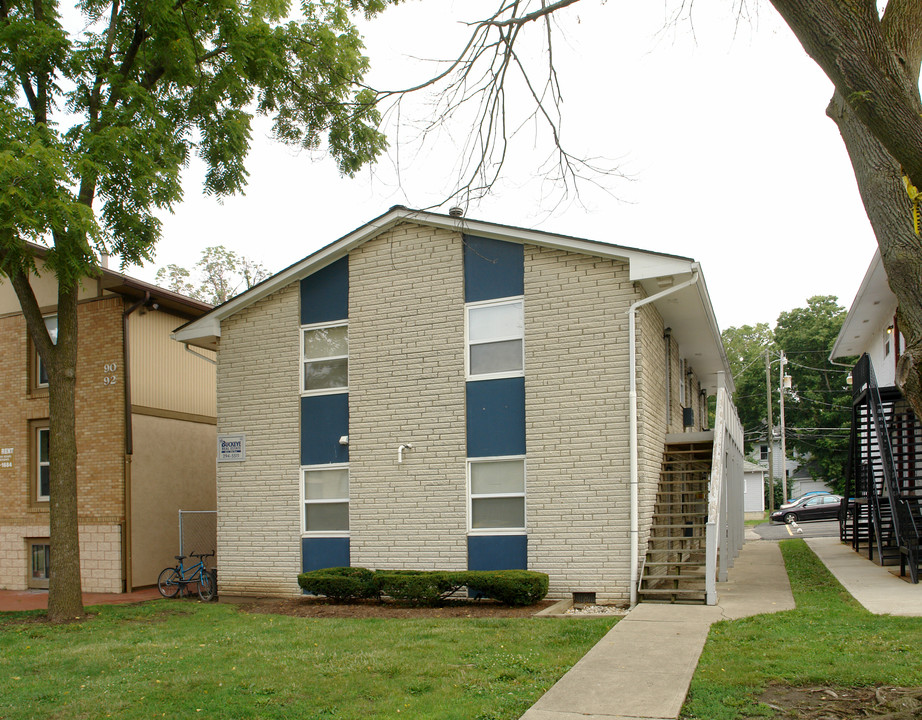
{"left": 121, "top": 291, "right": 149, "bottom": 591}
{"left": 628, "top": 269, "right": 699, "bottom": 606}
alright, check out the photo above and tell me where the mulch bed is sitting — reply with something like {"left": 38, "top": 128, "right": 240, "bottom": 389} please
{"left": 233, "top": 596, "right": 558, "bottom": 619}
{"left": 758, "top": 685, "right": 922, "bottom": 719}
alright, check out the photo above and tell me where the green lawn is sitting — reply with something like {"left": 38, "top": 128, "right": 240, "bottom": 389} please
{"left": 0, "top": 600, "right": 616, "bottom": 720}
{"left": 682, "top": 539, "right": 922, "bottom": 719}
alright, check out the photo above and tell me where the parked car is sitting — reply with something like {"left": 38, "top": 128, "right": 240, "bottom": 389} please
{"left": 770, "top": 494, "right": 843, "bottom": 524}
{"left": 782, "top": 490, "right": 830, "bottom": 507}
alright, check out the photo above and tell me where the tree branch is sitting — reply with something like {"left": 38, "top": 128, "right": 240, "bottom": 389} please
{"left": 769, "top": 0, "right": 922, "bottom": 189}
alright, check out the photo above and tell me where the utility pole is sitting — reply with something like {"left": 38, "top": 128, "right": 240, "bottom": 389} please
{"left": 779, "top": 351, "right": 789, "bottom": 503}
{"left": 765, "top": 349, "right": 775, "bottom": 512}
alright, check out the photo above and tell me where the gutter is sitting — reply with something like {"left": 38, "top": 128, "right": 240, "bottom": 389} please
{"left": 627, "top": 269, "right": 700, "bottom": 606}
{"left": 121, "top": 290, "right": 148, "bottom": 592}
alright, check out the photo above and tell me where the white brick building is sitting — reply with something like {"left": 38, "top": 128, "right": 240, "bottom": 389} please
{"left": 175, "top": 207, "right": 736, "bottom": 605}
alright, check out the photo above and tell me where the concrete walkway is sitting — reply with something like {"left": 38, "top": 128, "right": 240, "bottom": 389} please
{"left": 806, "top": 536, "right": 922, "bottom": 617}
{"left": 520, "top": 538, "right": 796, "bottom": 720}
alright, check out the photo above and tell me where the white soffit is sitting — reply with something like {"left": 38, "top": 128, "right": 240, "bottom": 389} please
{"left": 831, "top": 249, "right": 896, "bottom": 360}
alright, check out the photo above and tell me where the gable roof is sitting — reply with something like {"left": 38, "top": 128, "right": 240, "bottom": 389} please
{"left": 174, "top": 206, "right": 733, "bottom": 393}
{"left": 830, "top": 248, "right": 895, "bottom": 360}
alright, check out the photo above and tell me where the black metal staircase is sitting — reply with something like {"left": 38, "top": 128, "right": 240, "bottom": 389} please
{"left": 840, "top": 354, "right": 922, "bottom": 582}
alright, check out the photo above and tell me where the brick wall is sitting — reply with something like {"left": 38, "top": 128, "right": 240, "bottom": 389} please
{"left": 215, "top": 282, "right": 301, "bottom": 597}
{"left": 211, "top": 226, "right": 686, "bottom": 603}
{"left": 523, "top": 245, "right": 641, "bottom": 604}
{"left": 0, "top": 296, "right": 126, "bottom": 590}
{"left": 349, "top": 223, "right": 468, "bottom": 570}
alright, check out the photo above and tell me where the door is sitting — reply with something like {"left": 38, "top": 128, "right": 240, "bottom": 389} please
{"left": 28, "top": 540, "right": 50, "bottom": 589}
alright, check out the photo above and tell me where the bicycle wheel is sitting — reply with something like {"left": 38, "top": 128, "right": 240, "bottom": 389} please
{"left": 197, "top": 570, "right": 215, "bottom": 602}
{"left": 158, "top": 567, "right": 181, "bottom": 598}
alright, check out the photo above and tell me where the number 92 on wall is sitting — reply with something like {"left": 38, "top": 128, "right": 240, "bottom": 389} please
{"left": 103, "top": 362, "right": 118, "bottom": 386}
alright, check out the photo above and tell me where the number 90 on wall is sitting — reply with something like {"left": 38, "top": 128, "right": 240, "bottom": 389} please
{"left": 103, "top": 362, "right": 118, "bottom": 386}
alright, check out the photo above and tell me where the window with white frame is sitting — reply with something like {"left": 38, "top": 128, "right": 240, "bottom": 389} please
{"left": 301, "top": 322, "right": 348, "bottom": 394}
{"left": 302, "top": 465, "right": 349, "bottom": 534}
{"left": 36, "top": 315, "right": 58, "bottom": 387}
{"left": 468, "top": 457, "right": 525, "bottom": 532}
{"left": 466, "top": 298, "right": 524, "bottom": 379}
{"left": 36, "top": 427, "right": 50, "bottom": 501}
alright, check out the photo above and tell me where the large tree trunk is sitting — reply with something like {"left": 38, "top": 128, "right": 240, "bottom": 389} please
{"left": 9, "top": 256, "right": 85, "bottom": 622}
{"left": 770, "top": 0, "right": 922, "bottom": 420}
{"left": 46, "top": 282, "right": 84, "bottom": 621}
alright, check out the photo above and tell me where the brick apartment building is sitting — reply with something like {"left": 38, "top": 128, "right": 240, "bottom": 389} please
{"left": 0, "top": 257, "right": 217, "bottom": 592}
{"left": 175, "top": 207, "right": 737, "bottom": 605}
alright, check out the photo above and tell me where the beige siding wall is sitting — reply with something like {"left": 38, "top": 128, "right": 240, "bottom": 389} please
{"left": 636, "top": 302, "right": 670, "bottom": 559}
{"left": 129, "top": 414, "right": 217, "bottom": 587}
{"left": 665, "top": 332, "right": 708, "bottom": 432}
{"left": 213, "top": 224, "right": 686, "bottom": 603}
{"left": 0, "top": 261, "right": 100, "bottom": 316}
{"left": 129, "top": 310, "right": 216, "bottom": 418}
{"left": 215, "top": 282, "right": 301, "bottom": 597}
{"left": 523, "top": 246, "right": 641, "bottom": 604}
{"left": 349, "top": 224, "right": 468, "bottom": 570}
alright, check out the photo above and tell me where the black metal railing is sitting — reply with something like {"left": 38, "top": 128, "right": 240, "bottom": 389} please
{"left": 849, "top": 353, "right": 922, "bottom": 582}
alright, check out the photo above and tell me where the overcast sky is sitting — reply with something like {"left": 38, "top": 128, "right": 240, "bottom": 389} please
{"left": 133, "top": 1, "right": 880, "bottom": 331}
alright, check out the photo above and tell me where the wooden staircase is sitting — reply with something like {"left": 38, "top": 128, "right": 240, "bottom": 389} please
{"left": 638, "top": 441, "right": 712, "bottom": 604}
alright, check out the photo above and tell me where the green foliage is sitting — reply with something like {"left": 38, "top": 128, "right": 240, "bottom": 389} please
{"left": 683, "top": 540, "right": 922, "bottom": 719}
{"left": 723, "top": 297, "right": 853, "bottom": 492}
{"left": 374, "top": 570, "right": 463, "bottom": 606}
{"left": 297, "top": 566, "right": 378, "bottom": 601}
{"left": 297, "top": 568, "right": 551, "bottom": 607}
{"left": 721, "top": 323, "right": 774, "bottom": 452}
{"left": 156, "top": 244, "right": 270, "bottom": 304}
{"left": 463, "top": 571, "right": 550, "bottom": 607}
{"left": 1, "top": 0, "right": 391, "bottom": 274}
{"left": 774, "top": 296, "right": 853, "bottom": 492}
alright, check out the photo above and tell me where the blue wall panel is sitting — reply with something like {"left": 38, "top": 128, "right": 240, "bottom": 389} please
{"left": 466, "top": 377, "right": 526, "bottom": 457}
{"left": 301, "top": 394, "right": 349, "bottom": 465}
{"left": 468, "top": 535, "right": 527, "bottom": 571}
{"left": 302, "top": 537, "right": 350, "bottom": 572}
{"left": 300, "top": 256, "right": 348, "bottom": 324}
{"left": 463, "top": 235, "right": 524, "bottom": 303}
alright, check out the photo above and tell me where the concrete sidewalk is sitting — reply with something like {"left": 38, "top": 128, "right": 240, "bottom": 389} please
{"left": 520, "top": 539, "right": 796, "bottom": 720}
{"left": 805, "top": 536, "right": 922, "bottom": 617}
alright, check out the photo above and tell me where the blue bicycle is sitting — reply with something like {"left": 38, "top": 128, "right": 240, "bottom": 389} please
{"left": 158, "top": 550, "right": 215, "bottom": 601}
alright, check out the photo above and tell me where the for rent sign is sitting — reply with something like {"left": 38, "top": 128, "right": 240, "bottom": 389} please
{"left": 217, "top": 434, "right": 246, "bottom": 462}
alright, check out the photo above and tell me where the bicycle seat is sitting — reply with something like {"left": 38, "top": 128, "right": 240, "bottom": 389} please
{"left": 174, "top": 555, "right": 186, "bottom": 561}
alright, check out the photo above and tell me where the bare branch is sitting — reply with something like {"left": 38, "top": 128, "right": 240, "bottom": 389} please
{"left": 368, "top": 0, "right": 624, "bottom": 209}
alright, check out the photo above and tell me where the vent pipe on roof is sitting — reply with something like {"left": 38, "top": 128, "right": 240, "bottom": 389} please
{"left": 448, "top": 206, "right": 464, "bottom": 218}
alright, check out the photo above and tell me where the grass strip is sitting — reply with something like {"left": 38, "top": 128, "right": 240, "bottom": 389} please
{"left": 682, "top": 539, "right": 922, "bottom": 719}
{"left": 0, "top": 600, "right": 616, "bottom": 720}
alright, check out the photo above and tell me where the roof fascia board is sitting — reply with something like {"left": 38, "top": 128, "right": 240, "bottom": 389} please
{"left": 174, "top": 206, "right": 698, "bottom": 343}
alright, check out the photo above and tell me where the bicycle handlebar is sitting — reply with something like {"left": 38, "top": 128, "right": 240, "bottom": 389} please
{"left": 188, "top": 550, "right": 215, "bottom": 560}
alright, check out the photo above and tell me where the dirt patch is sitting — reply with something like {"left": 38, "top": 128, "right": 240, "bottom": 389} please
{"left": 758, "top": 685, "right": 922, "bottom": 719}
{"left": 233, "top": 596, "right": 558, "bottom": 619}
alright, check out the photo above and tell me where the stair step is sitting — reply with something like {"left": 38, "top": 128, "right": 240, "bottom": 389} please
{"left": 637, "top": 588, "right": 707, "bottom": 598}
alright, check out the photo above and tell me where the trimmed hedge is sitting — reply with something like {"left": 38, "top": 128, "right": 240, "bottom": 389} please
{"left": 297, "top": 567, "right": 549, "bottom": 607}
{"left": 296, "top": 566, "right": 377, "bottom": 602}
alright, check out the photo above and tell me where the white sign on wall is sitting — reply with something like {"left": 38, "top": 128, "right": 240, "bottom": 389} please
{"left": 217, "top": 434, "right": 246, "bottom": 462}
{"left": 0, "top": 447, "right": 12, "bottom": 470}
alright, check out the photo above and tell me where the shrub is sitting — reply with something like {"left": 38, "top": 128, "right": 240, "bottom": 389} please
{"left": 297, "top": 566, "right": 376, "bottom": 602}
{"left": 296, "top": 567, "right": 550, "bottom": 607}
{"left": 374, "top": 571, "right": 463, "bottom": 606}
{"left": 460, "top": 570, "right": 549, "bottom": 606}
